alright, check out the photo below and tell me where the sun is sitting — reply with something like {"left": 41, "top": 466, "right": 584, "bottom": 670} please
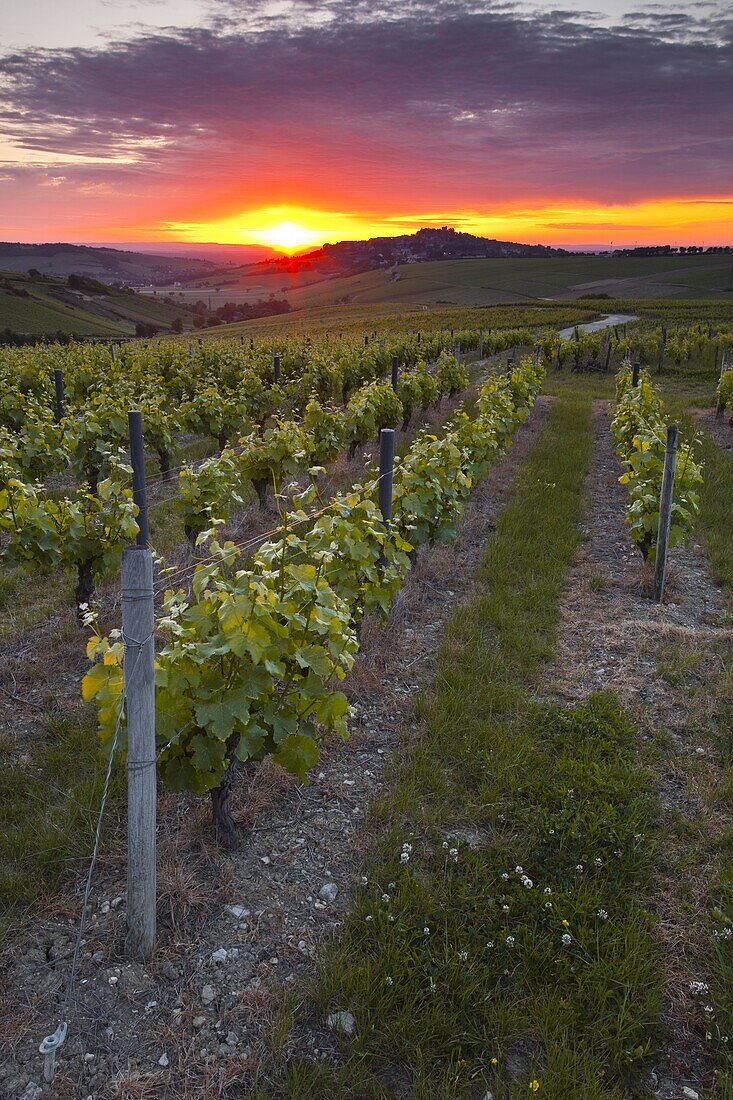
{"left": 255, "top": 219, "right": 322, "bottom": 253}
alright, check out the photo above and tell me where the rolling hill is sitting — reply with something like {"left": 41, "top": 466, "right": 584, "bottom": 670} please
{"left": 0, "top": 242, "right": 220, "bottom": 285}
{"left": 0, "top": 270, "right": 198, "bottom": 337}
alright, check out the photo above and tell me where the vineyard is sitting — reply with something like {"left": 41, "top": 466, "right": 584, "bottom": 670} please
{"left": 2, "top": 309, "right": 733, "bottom": 1098}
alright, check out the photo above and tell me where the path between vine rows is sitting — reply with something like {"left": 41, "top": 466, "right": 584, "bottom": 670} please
{"left": 0, "top": 398, "right": 552, "bottom": 1099}
{"left": 539, "top": 399, "right": 732, "bottom": 1099}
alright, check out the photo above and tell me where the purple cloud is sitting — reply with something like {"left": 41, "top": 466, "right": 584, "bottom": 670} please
{"left": 0, "top": 0, "right": 731, "bottom": 215}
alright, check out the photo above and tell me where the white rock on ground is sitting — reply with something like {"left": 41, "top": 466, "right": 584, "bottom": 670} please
{"left": 326, "top": 1011, "right": 356, "bottom": 1036}
{"left": 319, "top": 882, "right": 339, "bottom": 903}
{"left": 225, "top": 905, "right": 250, "bottom": 919}
{"left": 210, "top": 948, "right": 228, "bottom": 965}
{"left": 201, "top": 984, "right": 216, "bottom": 1006}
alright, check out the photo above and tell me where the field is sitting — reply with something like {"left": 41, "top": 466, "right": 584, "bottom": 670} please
{"left": 0, "top": 270, "right": 197, "bottom": 336}
{"left": 144, "top": 253, "right": 733, "bottom": 313}
{"left": 2, "top": 306, "right": 733, "bottom": 1098}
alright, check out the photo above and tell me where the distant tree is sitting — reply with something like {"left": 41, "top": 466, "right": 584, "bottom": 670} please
{"left": 171, "top": 316, "right": 184, "bottom": 333}
{"left": 27, "top": 268, "right": 43, "bottom": 279}
{"left": 135, "top": 321, "right": 160, "bottom": 337}
{"left": 68, "top": 273, "right": 111, "bottom": 295}
{"left": 192, "top": 314, "right": 207, "bottom": 329}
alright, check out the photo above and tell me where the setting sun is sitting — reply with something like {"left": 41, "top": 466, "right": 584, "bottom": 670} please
{"left": 253, "top": 220, "right": 322, "bottom": 253}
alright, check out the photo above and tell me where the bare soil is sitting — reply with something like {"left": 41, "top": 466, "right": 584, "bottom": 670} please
{"left": 0, "top": 400, "right": 551, "bottom": 1100}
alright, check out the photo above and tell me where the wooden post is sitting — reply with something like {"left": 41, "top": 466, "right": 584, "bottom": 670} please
{"left": 128, "top": 411, "right": 149, "bottom": 548}
{"left": 658, "top": 325, "right": 667, "bottom": 372}
{"left": 479, "top": 331, "right": 484, "bottom": 359}
{"left": 122, "top": 547, "right": 156, "bottom": 960}
{"left": 378, "top": 428, "right": 395, "bottom": 523}
{"left": 53, "top": 369, "right": 65, "bottom": 423}
{"left": 391, "top": 355, "right": 399, "bottom": 391}
{"left": 632, "top": 362, "right": 641, "bottom": 387}
{"left": 273, "top": 354, "right": 281, "bottom": 384}
{"left": 454, "top": 342, "right": 461, "bottom": 363}
{"left": 654, "top": 426, "right": 679, "bottom": 604}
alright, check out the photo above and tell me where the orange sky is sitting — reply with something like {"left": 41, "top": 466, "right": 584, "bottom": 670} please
{"left": 159, "top": 200, "right": 733, "bottom": 253}
{"left": 1, "top": 1, "right": 732, "bottom": 249}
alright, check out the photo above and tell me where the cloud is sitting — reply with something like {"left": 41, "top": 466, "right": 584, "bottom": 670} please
{"left": 0, "top": 0, "right": 731, "bottom": 230}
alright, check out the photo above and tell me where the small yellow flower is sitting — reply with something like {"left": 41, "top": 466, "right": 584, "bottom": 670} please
{"left": 529, "top": 1081, "right": 541, "bottom": 1092}
{"left": 561, "top": 919, "right": 570, "bottom": 927}
{"left": 491, "top": 1057, "right": 498, "bottom": 1065}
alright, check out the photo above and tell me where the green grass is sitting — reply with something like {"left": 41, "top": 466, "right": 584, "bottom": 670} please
{"left": 0, "top": 269, "right": 196, "bottom": 336}
{"left": 682, "top": 426, "right": 733, "bottom": 1090}
{"left": 0, "top": 711, "right": 124, "bottom": 935}
{"left": 693, "top": 427, "right": 733, "bottom": 592}
{"left": 253, "top": 396, "right": 664, "bottom": 1098}
{"left": 160, "top": 255, "right": 733, "bottom": 317}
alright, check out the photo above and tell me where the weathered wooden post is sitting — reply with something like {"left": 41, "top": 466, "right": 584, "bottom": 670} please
{"left": 391, "top": 355, "right": 399, "bottom": 391}
{"left": 378, "top": 428, "right": 395, "bottom": 524}
{"left": 273, "top": 354, "right": 281, "bottom": 384}
{"left": 658, "top": 325, "right": 667, "bottom": 372}
{"left": 123, "top": 410, "right": 156, "bottom": 960}
{"left": 122, "top": 547, "right": 156, "bottom": 960}
{"left": 632, "top": 362, "right": 641, "bottom": 387}
{"left": 654, "top": 426, "right": 679, "bottom": 604}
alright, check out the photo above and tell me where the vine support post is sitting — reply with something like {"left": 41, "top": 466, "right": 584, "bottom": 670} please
{"left": 128, "top": 411, "right": 149, "bottom": 548}
{"left": 654, "top": 425, "right": 679, "bottom": 604}
{"left": 122, "top": 546, "right": 157, "bottom": 960}
{"left": 273, "top": 354, "right": 281, "bottom": 384}
{"left": 454, "top": 342, "right": 461, "bottom": 363}
{"left": 378, "top": 428, "right": 395, "bottom": 523}
{"left": 658, "top": 325, "right": 667, "bottom": 371}
{"left": 391, "top": 355, "right": 399, "bottom": 391}
{"left": 632, "top": 362, "right": 641, "bottom": 387}
{"left": 53, "top": 369, "right": 65, "bottom": 423}
{"left": 479, "top": 331, "right": 484, "bottom": 359}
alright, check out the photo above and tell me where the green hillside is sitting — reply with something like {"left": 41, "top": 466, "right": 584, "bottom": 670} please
{"left": 151, "top": 252, "right": 733, "bottom": 316}
{"left": 0, "top": 270, "right": 194, "bottom": 336}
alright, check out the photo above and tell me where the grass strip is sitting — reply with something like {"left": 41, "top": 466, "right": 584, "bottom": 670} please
{"left": 258, "top": 396, "right": 663, "bottom": 1099}
{"left": 681, "top": 427, "right": 733, "bottom": 1089}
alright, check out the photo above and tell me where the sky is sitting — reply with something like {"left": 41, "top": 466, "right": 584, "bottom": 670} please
{"left": 1, "top": 0, "right": 732, "bottom": 250}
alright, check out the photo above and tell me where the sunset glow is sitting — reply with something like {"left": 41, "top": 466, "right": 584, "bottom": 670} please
{"left": 163, "top": 198, "right": 733, "bottom": 253}
{"left": 1, "top": 0, "right": 732, "bottom": 248}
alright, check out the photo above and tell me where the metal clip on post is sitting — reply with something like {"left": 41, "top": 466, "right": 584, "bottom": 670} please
{"left": 39, "top": 1020, "right": 68, "bottom": 1083}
